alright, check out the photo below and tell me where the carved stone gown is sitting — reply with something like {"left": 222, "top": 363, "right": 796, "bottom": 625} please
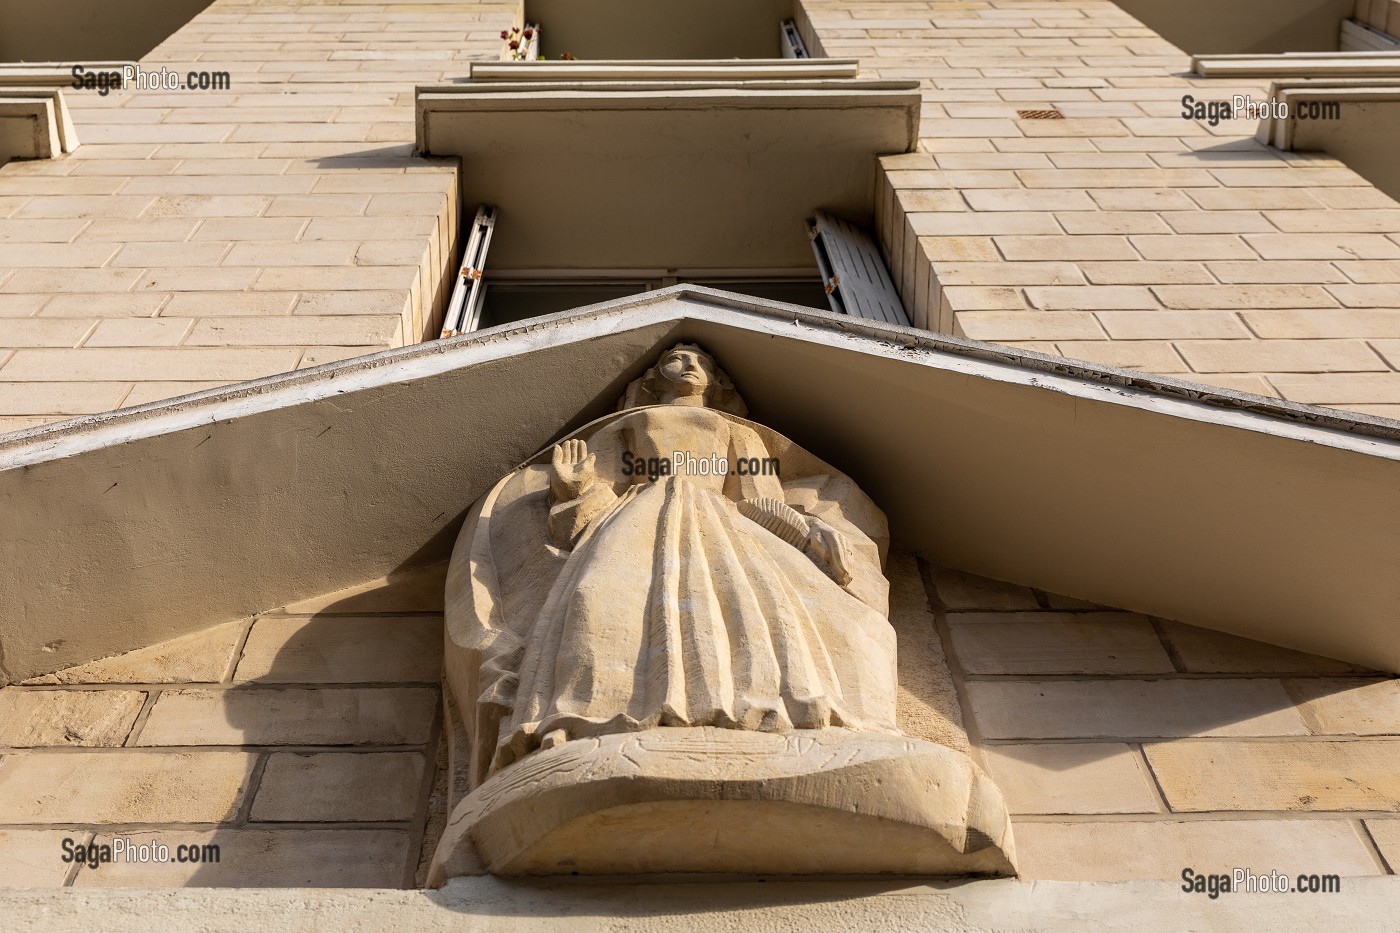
{"left": 464, "top": 405, "right": 900, "bottom": 778}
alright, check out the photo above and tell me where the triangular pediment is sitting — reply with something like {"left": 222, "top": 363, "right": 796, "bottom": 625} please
{"left": 2, "top": 287, "right": 1399, "bottom": 682}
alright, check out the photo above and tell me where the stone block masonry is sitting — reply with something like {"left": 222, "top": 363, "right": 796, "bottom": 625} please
{"left": 0, "top": 562, "right": 448, "bottom": 888}
{"left": 0, "top": 0, "right": 519, "bottom": 434}
{"left": 815, "top": 0, "right": 1400, "bottom": 421}
{"left": 922, "top": 563, "right": 1400, "bottom": 883}
{"left": 3, "top": 0, "right": 1400, "bottom": 429}
{"left": 5, "top": 552, "right": 1400, "bottom": 888}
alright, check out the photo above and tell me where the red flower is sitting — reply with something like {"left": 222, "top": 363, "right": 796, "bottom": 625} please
{"left": 523, "top": 28, "right": 534, "bottom": 39}
{"left": 500, "top": 30, "right": 509, "bottom": 39}
{"left": 509, "top": 39, "right": 520, "bottom": 49}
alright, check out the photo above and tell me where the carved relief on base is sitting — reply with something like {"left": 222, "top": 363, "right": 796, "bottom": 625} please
{"left": 427, "top": 726, "right": 1016, "bottom": 882}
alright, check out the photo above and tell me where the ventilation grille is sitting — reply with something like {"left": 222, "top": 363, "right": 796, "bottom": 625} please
{"left": 1017, "top": 108, "right": 1065, "bottom": 120}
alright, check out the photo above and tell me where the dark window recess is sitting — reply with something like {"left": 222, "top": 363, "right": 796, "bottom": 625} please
{"left": 476, "top": 279, "right": 829, "bottom": 330}
{"left": 478, "top": 283, "right": 648, "bottom": 329}
{"left": 688, "top": 279, "right": 829, "bottom": 310}
{"left": 440, "top": 206, "right": 897, "bottom": 336}
{"left": 518, "top": 0, "right": 801, "bottom": 61}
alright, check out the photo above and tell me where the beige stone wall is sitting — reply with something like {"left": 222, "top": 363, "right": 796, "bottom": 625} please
{"left": 4, "top": 551, "right": 1397, "bottom": 888}
{"left": 0, "top": 0, "right": 517, "bottom": 435}
{"left": 12, "top": 876, "right": 1400, "bottom": 931}
{"left": 1, "top": 0, "right": 1396, "bottom": 897}
{"left": 3, "top": 0, "right": 1400, "bottom": 429}
{"left": 805, "top": 0, "right": 1400, "bottom": 421}
{"left": 0, "top": 563, "right": 447, "bottom": 888}
{"left": 925, "top": 563, "right": 1399, "bottom": 881}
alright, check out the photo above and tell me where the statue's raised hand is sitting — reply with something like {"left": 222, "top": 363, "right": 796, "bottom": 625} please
{"left": 550, "top": 438, "right": 596, "bottom": 502}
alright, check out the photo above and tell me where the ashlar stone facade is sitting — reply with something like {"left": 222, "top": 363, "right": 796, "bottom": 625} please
{"left": 2, "top": 0, "right": 1400, "bottom": 429}
{"left": 4, "top": 554, "right": 1398, "bottom": 888}
{"left": 2, "top": 0, "right": 1399, "bottom": 918}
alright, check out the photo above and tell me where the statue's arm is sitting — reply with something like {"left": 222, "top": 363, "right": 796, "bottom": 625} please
{"left": 547, "top": 438, "right": 617, "bottom": 549}
{"left": 727, "top": 425, "right": 855, "bottom": 587}
{"left": 783, "top": 474, "right": 890, "bottom": 613}
{"left": 737, "top": 497, "right": 854, "bottom": 587}
{"left": 725, "top": 422, "right": 786, "bottom": 502}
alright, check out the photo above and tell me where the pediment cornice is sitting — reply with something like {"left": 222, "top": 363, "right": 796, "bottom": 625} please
{"left": 3, "top": 287, "right": 1398, "bottom": 682}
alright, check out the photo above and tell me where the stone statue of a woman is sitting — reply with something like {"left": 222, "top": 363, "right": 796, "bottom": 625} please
{"left": 430, "top": 343, "right": 1015, "bottom": 882}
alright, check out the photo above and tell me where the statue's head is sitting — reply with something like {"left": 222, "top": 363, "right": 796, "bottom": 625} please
{"left": 619, "top": 343, "right": 748, "bottom": 417}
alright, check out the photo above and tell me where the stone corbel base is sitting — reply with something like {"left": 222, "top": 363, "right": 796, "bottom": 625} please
{"left": 428, "top": 727, "right": 1017, "bottom": 884}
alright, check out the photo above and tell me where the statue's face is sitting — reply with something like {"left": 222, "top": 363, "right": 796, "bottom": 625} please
{"left": 658, "top": 347, "right": 716, "bottom": 396}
